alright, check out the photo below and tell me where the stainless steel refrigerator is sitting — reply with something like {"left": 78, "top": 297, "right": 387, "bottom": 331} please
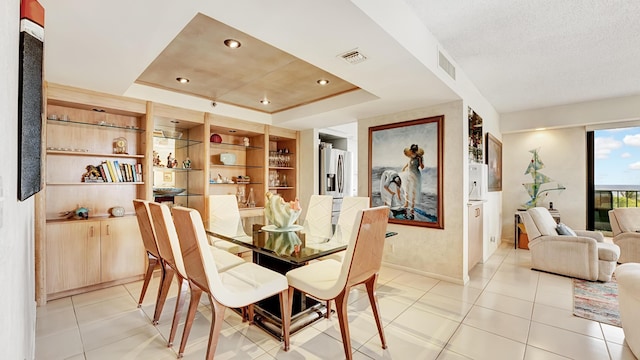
{"left": 319, "top": 144, "right": 351, "bottom": 223}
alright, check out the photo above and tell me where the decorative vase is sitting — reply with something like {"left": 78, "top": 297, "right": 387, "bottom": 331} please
{"left": 264, "top": 192, "right": 301, "bottom": 229}
{"left": 210, "top": 133, "right": 222, "bottom": 143}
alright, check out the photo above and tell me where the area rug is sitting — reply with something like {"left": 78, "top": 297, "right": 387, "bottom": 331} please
{"left": 573, "top": 277, "right": 621, "bottom": 327}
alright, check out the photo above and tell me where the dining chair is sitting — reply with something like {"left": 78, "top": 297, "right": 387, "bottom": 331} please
{"left": 208, "top": 194, "right": 251, "bottom": 255}
{"left": 148, "top": 202, "right": 245, "bottom": 347}
{"left": 319, "top": 196, "right": 370, "bottom": 262}
{"left": 172, "top": 206, "right": 291, "bottom": 359}
{"left": 301, "top": 194, "right": 333, "bottom": 239}
{"left": 285, "top": 206, "right": 389, "bottom": 360}
{"left": 132, "top": 199, "right": 164, "bottom": 316}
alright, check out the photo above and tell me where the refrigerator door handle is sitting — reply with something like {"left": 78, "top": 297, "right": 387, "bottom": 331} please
{"left": 337, "top": 153, "right": 344, "bottom": 194}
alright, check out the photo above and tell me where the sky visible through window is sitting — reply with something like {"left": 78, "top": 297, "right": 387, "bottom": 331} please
{"left": 595, "top": 126, "right": 640, "bottom": 186}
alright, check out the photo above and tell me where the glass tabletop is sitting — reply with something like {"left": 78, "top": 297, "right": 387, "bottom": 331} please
{"left": 204, "top": 218, "right": 343, "bottom": 265}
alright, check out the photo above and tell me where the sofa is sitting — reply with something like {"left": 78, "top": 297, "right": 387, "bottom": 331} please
{"left": 520, "top": 207, "right": 620, "bottom": 282}
{"left": 614, "top": 263, "right": 640, "bottom": 357}
{"left": 608, "top": 208, "right": 640, "bottom": 263}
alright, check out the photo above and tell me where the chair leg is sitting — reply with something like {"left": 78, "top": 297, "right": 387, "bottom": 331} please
{"left": 205, "top": 296, "right": 227, "bottom": 360}
{"left": 325, "top": 300, "right": 332, "bottom": 318}
{"left": 168, "top": 276, "right": 188, "bottom": 347}
{"left": 279, "top": 289, "right": 290, "bottom": 351}
{"left": 247, "top": 304, "right": 255, "bottom": 323}
{"left": 138, "top": 253, "right": 159, "bottom": 307}
{"left": 178, "top": 282, "right": 202, "bottom": 358}
{"left": 365, "top": 274, "right": 387, "bottom": 349}
{"left": 153, "top": 263, "right": 175, "bottom": 325}
{"left": 334, "top": 288, "right": 353, "bottom": 360}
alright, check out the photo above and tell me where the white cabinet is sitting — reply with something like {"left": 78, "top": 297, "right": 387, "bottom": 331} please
{"left": 468, "top": 203, "right": 483, "bottom": 270}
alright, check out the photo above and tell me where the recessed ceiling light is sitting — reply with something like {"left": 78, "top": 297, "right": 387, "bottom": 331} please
{"left": 91, "top": 108, "right": 105, "bottom": 112}
{"left": 260, "top": 99, "right": 270, "bottom": 105}
{"left": 224, "top": 39, "right": 241, "bottom": 49}
{"left": 170, "top": 120, "right": 180, "bottom": 124}
{"left": 229, "top": 130, "right": 237, "bottom": 133}
{"left": 176, "top": 77, "right": 190, "bottom": 84}
{"left": 317, "top": 79, "right": 330, "bottom": 85}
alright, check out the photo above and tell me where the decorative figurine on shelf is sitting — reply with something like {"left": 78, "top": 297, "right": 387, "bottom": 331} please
{"left": 153, "top": 150, "right": 163, "bottom": 167}
{"left": 246, "top": 188, "right": 256, "bottom": 208}
{"left": 243, "top": 137, "right": 250, "bottom": 147}
{"left": 264, "top": 192, "right": 301, "bottom": 229}
{"left": 183, "top": 157, "right": 191, "bottom": 169}
{"left": 82, "top": 164, "right": 103, "bottom": 182}
{"left": 60, "top": 205, "right": 90, "bottom": 220}
{"left": 167, "top": 153, "right": 177, "bottom": 168}
{"left": 113, "top": 137, "right": 128, "bottom": 154}
{"left": 237, "top": 186, "right": 246, "bottom": 207}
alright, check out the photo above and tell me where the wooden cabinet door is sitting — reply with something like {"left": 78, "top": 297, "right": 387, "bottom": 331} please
{"left": 100, "top": 217, "right": 146, "bottom": 282}
{"left": 46, "top": 221, "right": 101, "bottom": 294}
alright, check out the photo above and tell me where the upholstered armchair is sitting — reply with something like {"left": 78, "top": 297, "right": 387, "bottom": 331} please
{"left": 614, "top": 263, "right": 640, "bottom": 358}
{"left": 520, "top": 207, "right": 620, "bottom": 282}
{"left": 608, "top": 208, "right": 640, "bottom": 263}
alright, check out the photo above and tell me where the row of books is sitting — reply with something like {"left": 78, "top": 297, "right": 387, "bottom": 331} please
{"left": 98, "top": 161, "right": 143, "bottom": 183}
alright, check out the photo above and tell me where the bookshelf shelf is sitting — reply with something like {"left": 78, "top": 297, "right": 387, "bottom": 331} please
{"left": 46, "top": 150, "right": 145, "bottom": 158}
{"left": 47, "top": 118, "right": 144, "bottom": 133}
{"left": 46, "top": 182, "right": 144, "bottom": 185}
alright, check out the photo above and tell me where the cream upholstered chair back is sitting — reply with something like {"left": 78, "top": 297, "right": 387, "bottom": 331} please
{"left": 172, "top": 206, "right": 219, "bottom": 296}
{"left": 148, "top": 202, "right": 187, "bottom": 278}
{"left": 340, "top": 206, "right": 389, "bottom": 288}
{"left": 285, "top": 206, "right": 389, "bottom": 359}
{"left": 608, "top": 208, "right": 640, "bottom": 263}
{"left": 171, "top": 206, "right": 291, "bottom": 357}
{"left": 333, "top": 196, "right": 369, "bottom": 243}
{"left": 609, "top": 208, "right": 640, "bottom": 235}
{"left": 520, "top": 206, "right": 559, "bottom": 241}
{"left": 133, "top": 199, "right": 160, "bottom": 258}
{"left": 172, "top": 206, "right": 257, "bottom": 306}
{"left": 313, "top": 206, "right": 389, "bottom": 299}
{"left": 208, "top": 194, "right": 246, "bottom": 237}
{"left": 302, "top": 194, "right": 333, "bottom": 238}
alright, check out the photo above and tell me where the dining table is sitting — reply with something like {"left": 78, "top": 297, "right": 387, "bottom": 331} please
{"left": 204, "top": 215, "right": 344, "bottom": 339}
{"left": 204, "top": 215, "right": 399, "bottom": 340}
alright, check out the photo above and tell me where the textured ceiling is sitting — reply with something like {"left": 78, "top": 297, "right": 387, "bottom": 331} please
{"left": 405, "top": 0, "right": 640, "bottom": 113}
{"left": 41, "top": 0, "right": 640, "bottom": 130}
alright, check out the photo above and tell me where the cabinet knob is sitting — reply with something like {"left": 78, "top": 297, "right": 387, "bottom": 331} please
{"left": 106, "top": 225, "right": 110, "bottom": 235}
{"left": 89, "top": 226, "right": 94, "bottom": 237}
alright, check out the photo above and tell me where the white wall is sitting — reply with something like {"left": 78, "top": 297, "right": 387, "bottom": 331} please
{"left": 1, "top": 1, "right": 37, "bottom": 358}
{"left": 298, "top": 128, "right": 320, "bottom": 221}
{"left": 500, "top": 95, "right": 640, "bottom": 242}
{"left": 358, "top": 101, "right": 468, "bottom": 283}
{"left": 502, "top": 127, "right": 587, "bottom": 240}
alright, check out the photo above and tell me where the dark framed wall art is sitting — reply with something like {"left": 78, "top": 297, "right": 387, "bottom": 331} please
{"left": 18, "top": 4, "right": 44, "bottom": 201}
{"left": 369, "top": 115, "right": 444, "bottom": 229}
{"left": 486, "top": 132, "right": 502, "bottom": 192}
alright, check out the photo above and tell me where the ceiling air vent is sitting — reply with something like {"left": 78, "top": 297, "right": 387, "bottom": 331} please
{"left": 438, "top": 51, "right": 456, "bottom": 80}
{"left": 340, "top": 50, "right": 368, "bottom": 65}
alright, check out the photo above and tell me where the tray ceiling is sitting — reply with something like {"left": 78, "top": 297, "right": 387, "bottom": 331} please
{"left": 136, "top": 13, "right": 360, "bottom": 114}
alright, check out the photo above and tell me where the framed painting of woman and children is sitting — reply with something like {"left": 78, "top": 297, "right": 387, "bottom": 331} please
{"left": 368, "top": 115, "right": 444, "bottom": 229}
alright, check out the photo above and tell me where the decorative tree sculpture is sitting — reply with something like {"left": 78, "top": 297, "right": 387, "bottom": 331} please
{"left": 522, "top": 148, "right": 566, "bottom": 208}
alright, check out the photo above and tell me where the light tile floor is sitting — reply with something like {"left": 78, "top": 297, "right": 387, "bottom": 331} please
{"left": 35, "top": 243, "right": 638, "bottom": 359}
